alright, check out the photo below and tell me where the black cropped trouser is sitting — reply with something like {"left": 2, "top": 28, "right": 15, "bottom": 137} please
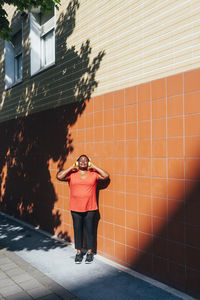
{"left": 71, "top": 210, "right": 97, "bottom": 250}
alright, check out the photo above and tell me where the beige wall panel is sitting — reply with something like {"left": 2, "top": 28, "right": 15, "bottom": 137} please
{"left": 66, "top": 0, "right": 200, "bottom": 96}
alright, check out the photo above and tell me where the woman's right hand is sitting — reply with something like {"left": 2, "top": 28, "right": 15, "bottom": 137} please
{"left": 72, "top": 163, "right": 78, "bottom": 171}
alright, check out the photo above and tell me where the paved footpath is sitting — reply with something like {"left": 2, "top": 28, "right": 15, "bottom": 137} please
{"left": 0, "top": 212, "right": 197, "bottom": 300}
{"left": 0, "top": 248, "right": 78, "bottom": 300}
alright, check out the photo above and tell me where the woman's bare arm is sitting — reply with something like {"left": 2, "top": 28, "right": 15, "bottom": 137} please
{"left": 56, "top": 165, "right": 77, "bottom": 181}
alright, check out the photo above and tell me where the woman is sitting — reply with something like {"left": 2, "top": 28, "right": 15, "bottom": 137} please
{"left": 57, "top": 154, "right": 109, "bottom": 264}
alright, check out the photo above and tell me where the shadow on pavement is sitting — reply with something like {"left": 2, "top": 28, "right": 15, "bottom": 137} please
{"left": 0, "top": 213, "right": 67, "bottom": 252}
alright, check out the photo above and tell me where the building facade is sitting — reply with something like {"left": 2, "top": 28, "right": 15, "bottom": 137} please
{"left": 0, "top": 0, "right": 200, "bottom": 297}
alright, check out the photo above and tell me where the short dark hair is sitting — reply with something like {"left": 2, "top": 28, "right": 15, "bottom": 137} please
{"left": 77, "top": 154, "right": 89, "bottom": 162}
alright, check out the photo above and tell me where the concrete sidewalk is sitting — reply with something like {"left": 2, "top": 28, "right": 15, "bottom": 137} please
{"left": 0, "top": 212, "right": 197, "bottom": 300}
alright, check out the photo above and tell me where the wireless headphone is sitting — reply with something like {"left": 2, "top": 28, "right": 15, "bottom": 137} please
{"left": 75, "top": 155, "right": 91, "bottom": 167}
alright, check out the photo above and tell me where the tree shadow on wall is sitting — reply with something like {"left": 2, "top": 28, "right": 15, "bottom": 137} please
{"left": 13, "top": 0, "right": 105, "bottom": 118}
{"left": 0, "top": 0, "right": 105, "bottom": 242}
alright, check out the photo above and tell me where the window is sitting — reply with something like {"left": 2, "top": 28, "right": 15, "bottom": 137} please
{"left": 5, "top": 30, "right": 22, "bottom": 89}
{"left": 30, "top": 8, "right": 55, "bottom": 75}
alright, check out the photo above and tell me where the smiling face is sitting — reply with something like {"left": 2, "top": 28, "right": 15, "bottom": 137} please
{"left": 78, "top": 155, "right": 89, "bottom": 170}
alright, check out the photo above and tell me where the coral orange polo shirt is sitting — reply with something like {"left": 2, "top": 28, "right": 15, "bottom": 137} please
{"left": 68, "top": 171, "right": 99, "bottom": 212}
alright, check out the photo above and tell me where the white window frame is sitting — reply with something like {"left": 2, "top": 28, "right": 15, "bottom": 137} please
{"left": 30, "top": 8, "right": 56, "bottom": 76}
{"left": 5, "top": 29, "right": 23, "bottom": 89}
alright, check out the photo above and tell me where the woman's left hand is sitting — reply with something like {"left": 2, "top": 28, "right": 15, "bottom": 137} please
{"left": 88, "top": 163, "right": 109, "bottom": 180}
{"left": 88, "top": 162, "right": 95, "bottom": 170}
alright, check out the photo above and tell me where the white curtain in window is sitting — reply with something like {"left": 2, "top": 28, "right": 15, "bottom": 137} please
{"left": 30, "top": 13, "right": 41, "bottom": 75}
{"left": 43, "top": 30, "right": 55, "bottom": 66}
{"left": 5, "top": 41, "right": 15, "bottom": 88}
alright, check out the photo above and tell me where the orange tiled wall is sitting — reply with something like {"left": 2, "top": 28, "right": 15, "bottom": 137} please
{"left": 51, "top": 68, "right": 200, "bottom": 296}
